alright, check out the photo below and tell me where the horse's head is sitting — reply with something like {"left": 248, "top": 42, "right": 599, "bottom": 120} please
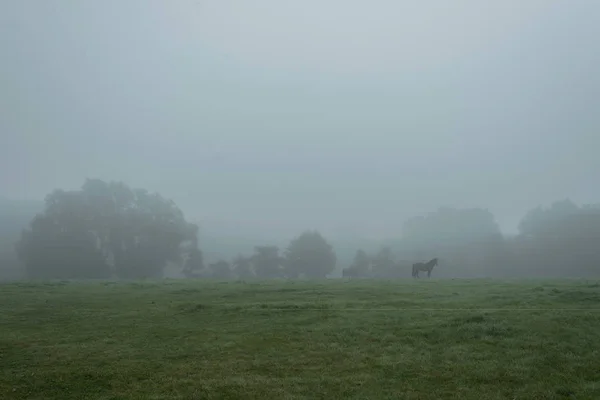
{"left": 424, "top": 258, "right": 439, "bottom": 268}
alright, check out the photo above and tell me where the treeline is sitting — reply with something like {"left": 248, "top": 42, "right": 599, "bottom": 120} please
{"left": 11, "top": 179, "right": 336, "bottom": 280}
{"left": 2, "top": 179, "right": 600, "bottom": 280}
{"left": 344, "top": 201, "right": 600, "bottom": 279}
{"left": 183, "top": 233, "right": 336, "bottom": 280}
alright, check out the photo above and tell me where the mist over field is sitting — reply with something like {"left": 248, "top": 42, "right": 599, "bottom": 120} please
{"left": 2, "top": 3, "right": 600, "bottom": 399}
{"left": 1, "top": 1, "right": 599, "bottom": 280}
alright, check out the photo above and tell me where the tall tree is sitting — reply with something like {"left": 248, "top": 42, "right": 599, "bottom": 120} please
{"left": 0, "top": 197, "right": 44, "bottom": 281}
{"left": 514, "top": 200, "right": 600, "bottom": 277}
{"left": 371, "top": 246, "right": 395, "bottom": 278}
{"left": 403, "top": 207, "right": 502, "bottom": 247}
{"left": 342, "top": 249, "right": 371, "bottom": 278}
{"left": 207, "top": 260, "right": 232, "bottom": 279}
{"left": 232, "top": 254, "right": 254, "bottom": 279}
{"left": 251, "top": 246, "right": 284, "bottom": 278}
{"left": 285, "top": 230, "right": 336, "bottom": 279}
{"left": 16, "top": 179, "right": 197, "bottom": 280}
{"left": 519, "top": 199, "right": 582, "bottom": 238}
{"left": 401, "top": 207, "right": 505, "bottom": 277}
{"left": 16, "top": 191, "right": 110, "bottom": 279}
{"left": 183, "top": 248, "right": 205, "bottom": 278}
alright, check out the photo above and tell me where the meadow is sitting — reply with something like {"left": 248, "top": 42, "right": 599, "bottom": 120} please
{"left": 1, "top": 278, "right": 599, "bottom": 399}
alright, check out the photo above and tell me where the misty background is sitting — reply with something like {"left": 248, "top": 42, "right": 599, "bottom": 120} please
{"left": 1, "top": 1, "right": 599, "bottom": 278}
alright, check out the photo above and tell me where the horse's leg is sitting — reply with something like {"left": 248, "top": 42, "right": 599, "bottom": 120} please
{"left": 427, "top": 269, "right": 431, "bottom": 278}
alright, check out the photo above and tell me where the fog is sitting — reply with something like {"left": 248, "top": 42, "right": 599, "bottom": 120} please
{"left": 2, "top": 0, "right": 599, "bottom": 242}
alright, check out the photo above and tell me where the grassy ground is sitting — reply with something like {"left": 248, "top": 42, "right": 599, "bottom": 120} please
{"left": 1, "top": 279, "right": 600, "bottom": 399}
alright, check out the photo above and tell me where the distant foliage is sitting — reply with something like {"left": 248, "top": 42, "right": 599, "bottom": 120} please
{"left": 251, "top": 246, "right": 285, "bottom": 278}
{"left": 371, "top": 246, "right": 396, "bottom": 278}
{"left": 510, "top": 200, "right": 600, "bottom": 277}
{"left": 207, "top": 260, "right": 233, "bottom": 279}
{"left": 232, "top": 254, "right": 254, "bottom": 279}
{"left": 403, "top": 207, "right": 502, "bottom": 247}
{"left": 8, "top": 183, "right": 600, "bottom": 281}
{"left": 399, "top": 207, "right": 506, "bottom": 278}
{"left": 285, "top": 230, "right": 336, "bottom": 278}
{"left": 16, "top": 179, "right": 198, "bottom": 280}
{"left": 342, "top": 249, "right": 371, "bottom": 278}
{"left": 183, "top": 248, "right": 205, "bottom": 278}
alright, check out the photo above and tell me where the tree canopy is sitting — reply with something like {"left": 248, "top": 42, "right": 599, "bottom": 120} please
{"left": 251, "top": 246, "right": 284, "bottom": 278}
{"left": 8, "top": 182, "right": 600, "bottom": 281}
{"left": 403, "top": 207, "right": 502, "bottom": 247}
{"left": 285, "top": 230, "right": 336, "bottom": 278}
{"left": 16, "top": 179, "right": 198, "bottom": 280}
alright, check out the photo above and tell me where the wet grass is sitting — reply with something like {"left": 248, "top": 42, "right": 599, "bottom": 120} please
{"left": 1, "top": 278, "right": 600, "bottom": 399}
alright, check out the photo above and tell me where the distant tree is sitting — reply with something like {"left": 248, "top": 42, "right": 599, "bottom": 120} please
{"left": 0, "top": 197, "right": 43, "bottom": 280}
{"left": 371, "top": 246, "right": 395, "bottom": 277}
{"left": 342, "top": 249, "right": 371, "bottom": 278}
{"left": 401, "top": 207, "right": 505, "bottom": 277}
{"left": 403, "top": 207, "right": 502, "bottom": 247}
{"left": 251, "top": 246, "right": 284, "bottom": 278}
{"left": 16, "top": 179, "right": 198, "bottom": 280}
{"left": 285, "top": 230, "right": 336, "bottom": 279}
{"left": 16, "top": 191, "right": 111, "bottom": 279}
{"left": 513, "top": 200, "right": 600, "bottom": 277}
{"left": 183, "top": 248, "right": 205, "bottom": 278}
{"left": 232, "top": 254, "right": 254, "bottom": 279}
{"left": 519, "top": 199, "right": 584, "bottom": 238}
{"left": 208, "top": 260, "right": 232, "bottom": 279}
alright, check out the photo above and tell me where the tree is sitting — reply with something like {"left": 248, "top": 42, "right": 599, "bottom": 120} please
{"left": 518, "top": 199, "right": 582, "bottom": 238}
{"left": 519, "top": 199, "right": 574, "bottom": 237}
{"left": 207, "top": 260, "right": 232, "bottom": 279}
{"left": 371, "top": 246, "right": 395, "bottom": 278}
{"left": 513, "top": 200, "right": 600, "bottom": 277}
{"left": 400, "top": 207, "right": 506, "bottom": 277}
{"left": 16, "top": 192, "right": 111, "bottom": 279}
{"left": 403, "top": 207, "right": 502, "bottom": 247}
{"left": 285, "top": 230, "right": 336, "bottom": 279}
{"left": 16, "top": 179, "right": 198, "bottom": 280}
{"left": 183, "top": 248, "right": 205, "bottom": 278}
{"left": 342, "top": 249, "right": 371, "bottom": 278}
{"left": 232, "top": 254, "right": 254, "bottom": 279}
{"left": 251, "top": 246, "right": 284, "bottom": 278}
{"left": 0, "top": 197, "right": 43, "bottom": 281}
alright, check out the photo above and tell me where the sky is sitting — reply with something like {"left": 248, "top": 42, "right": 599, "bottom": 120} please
{"left": 1, "top": 0, "right": 599, "bottom": 239}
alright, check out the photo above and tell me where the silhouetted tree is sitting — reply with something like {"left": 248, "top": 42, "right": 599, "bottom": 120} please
{"left": 208, "top": 260, "right": 232, "bottom": 279}
{"left": 285, "top": 230, "right": 336, "bottom": 278}
{"left": 513, "top": 200, "right": 600, "bottom": 277}
{"left": 518, "top": 199, "right": 580, "bottom": 238}
{"left": 371, "top": 246, "right": 395, "bottom": 277}
{"left": 403, "top": 207, "right": 502, "bottom": 246}
{"left": 16, "top": 179, "right": 197, "bottom": 280}
{"left": 232, "top": 254, "right": 254, "bottom": 279}
{"left": 252, "top": 246, "right": 284, "bottom": 278}
{"left": 342, "top": 249, "right": 371, "bottom": 278}
{"left": 0, "top": 197, "right": 43, "bottom": 281}
{"left": 16, "top": 191, "right": 111, "bottom": 279}
{"left": 183, "top": 248, "right": 205, "bottom": 278}
{"left": 401, "top": 207, "right": 505, "bottom": 277}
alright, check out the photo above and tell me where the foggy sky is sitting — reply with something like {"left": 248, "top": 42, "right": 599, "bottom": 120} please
{"left": 1, "top": 1, "right": 599, "bottom": 239}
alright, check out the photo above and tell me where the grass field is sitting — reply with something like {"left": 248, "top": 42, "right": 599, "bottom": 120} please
{"left": 1, "top": 279, "right": 600, "bottom": 399}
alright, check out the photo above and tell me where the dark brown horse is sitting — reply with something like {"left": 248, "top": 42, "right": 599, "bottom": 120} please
{"left": 412, "top": 258, "right": 438, "bottom": 278}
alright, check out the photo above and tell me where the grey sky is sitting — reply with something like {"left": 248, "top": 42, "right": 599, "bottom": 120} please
{"left": 1, "top": 1, "right": 599, "bottom": 239}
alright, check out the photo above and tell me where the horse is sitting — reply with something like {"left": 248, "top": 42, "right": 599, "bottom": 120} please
{"left": 412, "top": 258, "right": 438, "bottom": 278}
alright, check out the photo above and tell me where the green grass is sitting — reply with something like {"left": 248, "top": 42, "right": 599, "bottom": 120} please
{"left": 1, "top": 279, "right": 600, "bottom": 399}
